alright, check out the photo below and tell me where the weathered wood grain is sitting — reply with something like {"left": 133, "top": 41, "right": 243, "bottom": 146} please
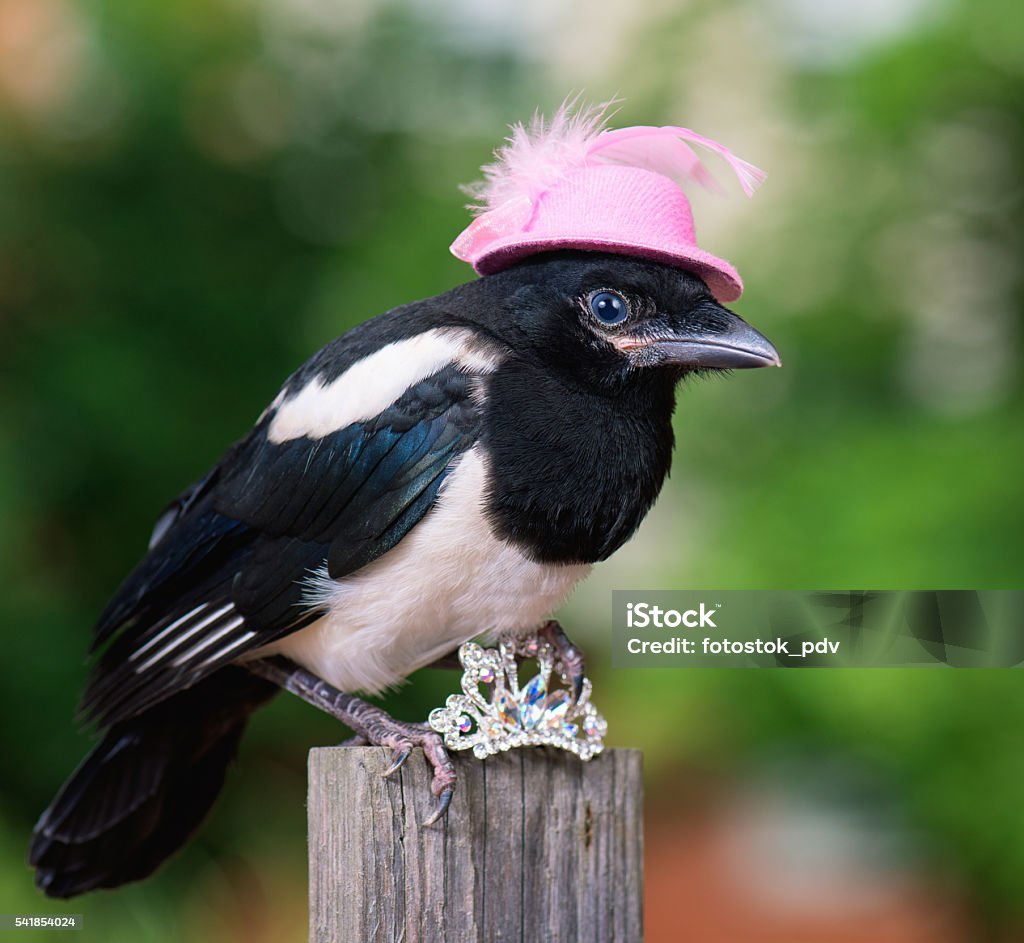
{"left": 308, "top": 746, "right": 642, "bottom": 943}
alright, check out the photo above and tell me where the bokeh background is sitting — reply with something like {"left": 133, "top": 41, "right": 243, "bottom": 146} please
{"left": 2, "top": 0, "right": 1023, "bottom": 940}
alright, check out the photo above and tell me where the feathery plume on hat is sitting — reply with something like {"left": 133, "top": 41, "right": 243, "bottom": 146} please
{"left": 451, "top": 100, "right": 765, "bottom": 302}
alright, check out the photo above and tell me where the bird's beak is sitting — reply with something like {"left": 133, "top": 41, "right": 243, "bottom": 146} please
{"left": 617, "top": 308, "right": 781, "bottom": 370}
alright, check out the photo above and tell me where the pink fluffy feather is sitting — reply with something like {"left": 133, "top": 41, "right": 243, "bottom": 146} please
{"left": 463, "top": 100, "right": 765, "bottom": 216}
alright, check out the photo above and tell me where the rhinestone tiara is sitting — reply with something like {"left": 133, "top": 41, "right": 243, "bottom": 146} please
{"left": 428, "top": 634, "right": 607, "bottom": 760}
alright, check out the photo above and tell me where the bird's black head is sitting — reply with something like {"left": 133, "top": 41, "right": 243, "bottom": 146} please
{"left": 478, "top": 251, "right": 780, "bottom": 394}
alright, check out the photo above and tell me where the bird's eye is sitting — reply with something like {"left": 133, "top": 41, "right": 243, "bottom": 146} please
{"left": 588, "top": 290, "right": 629, "bottom": 326}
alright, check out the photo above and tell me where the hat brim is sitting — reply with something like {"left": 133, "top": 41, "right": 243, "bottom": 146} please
{"left": 472, "top": 236, "right": 744, "bottom": 303}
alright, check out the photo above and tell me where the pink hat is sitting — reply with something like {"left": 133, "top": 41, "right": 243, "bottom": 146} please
{"left": 450, "top": 103, "right": 765, "bottom": 303}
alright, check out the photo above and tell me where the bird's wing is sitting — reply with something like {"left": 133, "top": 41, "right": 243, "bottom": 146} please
{"left": 80, "top": 329, "right": 494, "bottom": 727}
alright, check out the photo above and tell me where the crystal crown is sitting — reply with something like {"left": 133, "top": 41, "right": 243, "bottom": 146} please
{"left": 428, "top": 634, "right": 607, "bottom": 760}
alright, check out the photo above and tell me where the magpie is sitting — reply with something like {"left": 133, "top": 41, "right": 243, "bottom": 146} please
{"left": 29, "top": 106, "right": 779, "bottom": 897}
{"left": 28, "top": 250, "right": 779, "bottom": 897}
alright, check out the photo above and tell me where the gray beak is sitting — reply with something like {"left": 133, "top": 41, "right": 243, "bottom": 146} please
{"left": 620, "top": 309, "right": 781, "bottom": 370}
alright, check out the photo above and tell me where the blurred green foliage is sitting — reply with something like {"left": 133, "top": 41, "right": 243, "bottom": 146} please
{"left": 1, "top": 0, "right": 1022, "bottom": 939}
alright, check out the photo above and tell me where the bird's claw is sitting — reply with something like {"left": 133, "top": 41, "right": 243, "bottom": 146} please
{"left": 419, "top": 729, "right": 457, "bottom": 827}
{"left": 571, "top": 672, "right": 584, "bottom": 703}
{"left": 422, "top": 786, "right": 454, "bottom": 827}
{"left": 382, "top": 746, "right": 412, "bottom": 778}
{"left": 540, "top": 620, "right": 586, "bottom": 702}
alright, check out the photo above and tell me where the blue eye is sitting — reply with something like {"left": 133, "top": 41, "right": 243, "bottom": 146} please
{"left": 588, "top": 290, "right": 629, "bottom": 325}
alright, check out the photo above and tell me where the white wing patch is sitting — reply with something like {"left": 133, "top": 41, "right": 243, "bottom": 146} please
{"left": 267, "top": 328, "right": 500, "bottom": 444}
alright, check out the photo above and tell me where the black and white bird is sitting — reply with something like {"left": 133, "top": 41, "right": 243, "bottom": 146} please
{"left": 29, "top": 107, "right": 779, "bottom": 897}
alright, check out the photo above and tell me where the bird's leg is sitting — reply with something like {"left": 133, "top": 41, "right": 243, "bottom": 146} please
{"left": 539, "top": 620, "right": 587, "bottom": 702}
{"left": 246, "top": 655, "right": 456, "bottom": 825}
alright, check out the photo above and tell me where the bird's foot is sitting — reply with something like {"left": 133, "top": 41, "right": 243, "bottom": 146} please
{"left": 365, "top": 716, "right": 457, "bottom": 825}
{"left": 246, "top": 656, "right": 456, "bottom": 825}
{"left": 539, "top": 620, "right": 587, "bottom": 702}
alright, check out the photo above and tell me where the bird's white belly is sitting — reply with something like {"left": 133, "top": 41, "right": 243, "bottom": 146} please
{"left": 258, "top": 448, "right": 590, "bottom": 694}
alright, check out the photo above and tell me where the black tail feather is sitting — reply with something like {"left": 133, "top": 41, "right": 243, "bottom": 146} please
{"left": 29, "top": 667, "right": 278, "bottom": 898}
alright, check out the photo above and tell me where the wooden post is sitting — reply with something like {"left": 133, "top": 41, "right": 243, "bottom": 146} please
{"left": 308, "top": 746, "right": 643, "bottom": 943}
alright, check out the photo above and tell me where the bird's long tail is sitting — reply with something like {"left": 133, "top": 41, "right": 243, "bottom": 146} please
{"left": 28, "top": 666, "right": 278, "bottom": 898}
